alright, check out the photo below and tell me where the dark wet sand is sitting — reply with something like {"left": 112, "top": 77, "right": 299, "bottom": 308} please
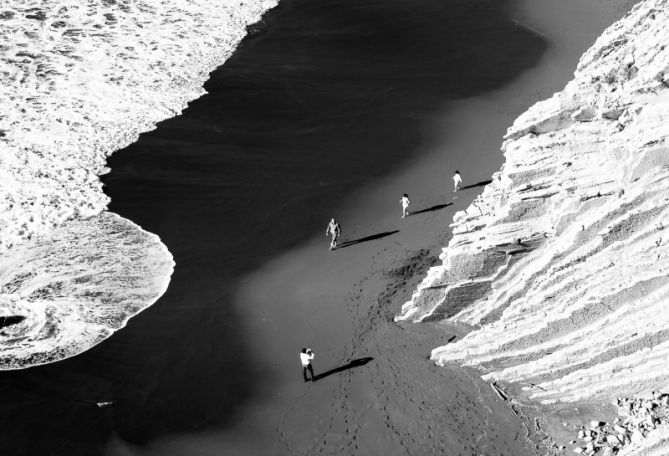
{"left": 0, "top": 0, "right": 638, "bottom": 454}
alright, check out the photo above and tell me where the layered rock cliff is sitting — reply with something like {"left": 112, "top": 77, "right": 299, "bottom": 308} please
{"left": 399, "top": 0, "right": 669, "bottom": 415}
{"left": 0, "top": 0, "right": 276, "bottom": 368}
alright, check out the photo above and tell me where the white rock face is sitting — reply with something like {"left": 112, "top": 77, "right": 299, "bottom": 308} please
{"left": 399, "top": 0, "right": 669, "bottom": 406}
{"left": 0, "top": 0, "right": 277, "bottom": 368}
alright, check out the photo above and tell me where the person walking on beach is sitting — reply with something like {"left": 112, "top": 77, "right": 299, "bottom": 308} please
{"left": 453, "top": 170, "right": 463, "bottom": 192}
{"left": 400, "top": 193, "right": 411, "bottom": 218}
{"left": 326, "top": 218, "right": 341, "bottom": 250}
{"left": 300, "top": 348, "right": 315, "bottom": 382}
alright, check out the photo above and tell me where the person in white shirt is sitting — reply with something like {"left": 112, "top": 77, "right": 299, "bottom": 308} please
{"left": 453, "top": 170, "right": 463, "bottom": 192}
{"left": 325, "top": 218, "right": 341, "bottom": 250}
{"left": 400, "top": 193, "right": 410, "bottom": 218}
{"left": 300, "top": 348, "right": 315, "bottom": 382}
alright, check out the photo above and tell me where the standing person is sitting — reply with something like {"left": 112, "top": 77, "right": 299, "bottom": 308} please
{"left": 453, "top": 170, "right": 463, "bottom": 192}
{"left": 300, "top": 348, "right": 315, "bottom": 382}
{"left": 325, "top": 218, "right": 341, "bottom": 250}
{"left": 400, "top": 193, "right": 411, "bottom": 218}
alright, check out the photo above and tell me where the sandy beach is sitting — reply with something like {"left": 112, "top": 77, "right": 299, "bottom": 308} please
{"left": 0, "top": 0, "right": 641, "bottom": 454}
{"left": 101, "top": 0, "right": 636, "bottom": 455}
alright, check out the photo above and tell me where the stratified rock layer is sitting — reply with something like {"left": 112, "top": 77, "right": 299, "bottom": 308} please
{"left": 399, "top": 0, "right": 669, "bottom": 410}
{"left": 0, "top": 0, "right": 277, "bottom": 368}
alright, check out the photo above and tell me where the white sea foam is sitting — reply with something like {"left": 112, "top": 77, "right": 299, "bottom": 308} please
{"left": 0, "top": 213, "right": 173, "bottom": 369}
{"left": 0, "top": 0, "right": 278, "bottom": 368}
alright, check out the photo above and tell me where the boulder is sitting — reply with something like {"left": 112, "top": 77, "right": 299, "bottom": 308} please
{"left": 613, "top": 425, "right": 627, "bottom": 434}
{"left": 645, "top": 416, "right": 657, "bottom": 428}
{"left": 606, "top": 434, "right": 621, "bottom": 446}
{"left": 571, "top": 106, "right": 597, "bottom": 121}
{"left": 600, "top": 107, "right": 626, "bottom": 120}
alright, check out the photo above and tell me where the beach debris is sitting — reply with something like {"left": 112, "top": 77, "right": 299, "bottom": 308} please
{"left": 567, "top": 392, "right": 669, "bottom": 455}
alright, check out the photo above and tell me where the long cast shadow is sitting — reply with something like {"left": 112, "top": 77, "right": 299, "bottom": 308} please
{"left": 336, "top": 231, "right": 399, "bottom": 249}
{"left": 313, "top": 357, "right": 374, "bottom": 381}
{"left": 409, "top": 202, "right": 453, "bottom": 216}
{"left": 460, "top": 180, "right": 493, "bottom": 191}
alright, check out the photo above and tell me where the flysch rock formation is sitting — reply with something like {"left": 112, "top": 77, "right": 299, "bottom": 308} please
{"left": 398, "top": 0, "right": 669, "bottom": 433}
{"left": 0, "top": 0, "right": 277, "bottom": 368}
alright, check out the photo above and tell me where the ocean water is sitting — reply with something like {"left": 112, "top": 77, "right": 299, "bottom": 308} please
{"left": 0, "top": 0, "right": 276, "bottom": 369}
{"left": 0, "top": 0, "right": 275, "bottom": 251}
{"left": 0, "top": 0, "right": 546, "bottom": 454}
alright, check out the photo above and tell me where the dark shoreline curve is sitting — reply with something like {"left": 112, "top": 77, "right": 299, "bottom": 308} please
{"left": 103, "top": 0, "right": 546, "bottom": 439}
{"left": 0, "top": 0, "right": 547, "bottom": 454}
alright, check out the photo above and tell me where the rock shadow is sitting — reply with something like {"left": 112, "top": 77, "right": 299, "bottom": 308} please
{"left": 0, "top": 315, "right": 26, "bottom": 329}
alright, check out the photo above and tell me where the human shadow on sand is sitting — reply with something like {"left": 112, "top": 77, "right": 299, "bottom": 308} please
{"left": 313, "top": 357, "right": 374, "bottom": 381}
{"left": 460, "top": 179, "right": 493, "bottom": 191}
{"left": 336, "top": 231, "right": 399, "bottom": 249}
{"left": 409, "top": 202, "right": 453, "bottom": 216}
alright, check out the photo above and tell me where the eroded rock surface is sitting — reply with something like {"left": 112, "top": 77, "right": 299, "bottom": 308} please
{"left": 399, "top": 0, "right": 669, "bottom": 411}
